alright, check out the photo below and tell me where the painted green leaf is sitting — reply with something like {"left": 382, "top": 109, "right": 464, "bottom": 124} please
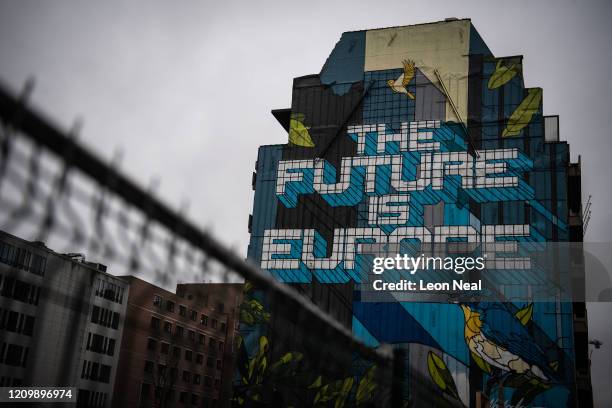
{"left": 515, "top": 303, "right": 533, "bottom": 325}
{"left": 289, "top": 113, "right": 315, "bottom": 147}
{"left": 240, "top": 298, "right": 270, "bottom": 326}
{"left": 427, "top": 351, "right": 448, "bottom": 391}
{"left": 355, "top": 365, "right": 377, "bottom": 405}
{"left": 244, "top": 281, "right": 253, "bottom": 294}
{"left": 335, "top": 377, "right": 354, "bottom": 408}
{"left": 488, "top": 59, "right": 519, "bottom": 89}
{"left": 427, "top": 351, "right": 459, "bottom": 400}
{"left": 247, "top": 336, "right": 269, "bottom": 383}
{"left": 314, "top": 383, "right": 332, "bottom": 404}
{"left": 308, "top": 375, "right": 322, "bottom": 389}
{"left": 502, "top": 88, "right": 542, "bottom": 137}
{"left": 471, "top": 351, "right": 492, "bottom": 374}
{"left": 270, "top": 351, "right": 303, "bottom": 371}
{"left": 313, "top": 377, "right": 353, "bottom": 407}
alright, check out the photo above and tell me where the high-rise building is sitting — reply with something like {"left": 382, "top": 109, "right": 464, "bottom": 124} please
{"left": 245, "top": 19, "right": 592, "bottom": 407}
{"left": 113, "top": 276, "right": 242, "bottom": 408}
{"left": 0, "top": 230, "right": 129, "bottom": 407}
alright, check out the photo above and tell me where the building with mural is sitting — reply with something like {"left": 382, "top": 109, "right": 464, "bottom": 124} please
{"left": 243, "top": 19, "right": 592, "bottom": 407}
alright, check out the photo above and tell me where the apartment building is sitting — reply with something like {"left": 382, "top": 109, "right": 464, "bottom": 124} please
{"left": 0, "top": 230, "right": 128, "bottom": 407}
{"left": 113, "top": 276, "right": 242, "bottom": 408}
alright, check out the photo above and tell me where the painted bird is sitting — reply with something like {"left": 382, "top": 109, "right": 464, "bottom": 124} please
{"left": 386, "top": 59, "right": 416, "bottom": 99}
{"left": 461, "top": 303, "right": 557, "bottom": 383}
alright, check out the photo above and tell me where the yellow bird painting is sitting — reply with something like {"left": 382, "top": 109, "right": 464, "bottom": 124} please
{"left": 386, "top": 59, "right": 416, "bottom": 99}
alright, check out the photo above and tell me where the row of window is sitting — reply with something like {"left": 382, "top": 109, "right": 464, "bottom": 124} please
{"left": 0, "top": 376, "right": 22, "bottom": 387}
{"left": 77, "top": 389, "right": 107, "bottom": 408}
{"left": 91, "top": 305, "right": 120, "bottom": 330}
{"left": 95, "top": 278, "right": 125, "bottom": 304}
{"left": 0, "top": 308, "right": 35, "bottom": 336}
{"left": 0, "top": 241, "right": 46, "bottom": 276}
{"left": 80, "top": 360, "right": 111, "bottom": 384}
{"left": 153, "top": 295, "right": 226, "bottom": 333}
{"left": 150, "top": 316, "right": 224, "bottom": 352}
{"left": 143, "top": 362, "right": 221, "bottom": 389}
{"left": 0, "top": 342, "right": 28, "bottom": 367}
{"left": 146, "top": 338, "right": 223, "bottom": 370}
{"left": 86, "top": 332, "right": 116, "bottom": 356}
{"left": 0, "top": 275, "right": 41, "bottom": 305}
{"left": 140, "top": 382, "right": 219, "bottom": 407}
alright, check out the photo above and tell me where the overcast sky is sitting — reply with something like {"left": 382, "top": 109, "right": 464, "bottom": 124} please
{"left": 1, "top": 0, "right": 611, "bottom": 405}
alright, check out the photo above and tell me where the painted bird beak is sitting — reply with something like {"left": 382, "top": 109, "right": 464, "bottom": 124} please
{"left": 460, "top": 304, "right": 471, "bottom": 320}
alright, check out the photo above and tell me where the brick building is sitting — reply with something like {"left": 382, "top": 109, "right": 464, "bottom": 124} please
{"left": 113, "top": 276, "right": 242, "bottom": 408}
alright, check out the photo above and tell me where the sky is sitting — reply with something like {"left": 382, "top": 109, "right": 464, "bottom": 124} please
{"left": 0, "top": 0, "right": 611, "bottom": 405}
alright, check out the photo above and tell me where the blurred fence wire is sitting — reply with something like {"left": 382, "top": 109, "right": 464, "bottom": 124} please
{"left": 0, "top": 80, "right": 402, "bottom": 407}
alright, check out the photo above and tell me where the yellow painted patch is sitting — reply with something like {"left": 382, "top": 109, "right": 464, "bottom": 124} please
{"left": 365, "top": 20, "right": 471, "bottom": 124}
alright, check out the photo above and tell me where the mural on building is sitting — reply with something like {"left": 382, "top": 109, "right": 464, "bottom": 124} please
{"left": 243, "top": 19, "right": 580, "bottom": 407}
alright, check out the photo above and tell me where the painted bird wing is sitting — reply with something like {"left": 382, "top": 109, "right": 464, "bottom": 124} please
{"left": 401, "top": 59, "right": 415, "bottom": 87}
{"left": 480, "top": 304, "right": 553, "bottom": 377}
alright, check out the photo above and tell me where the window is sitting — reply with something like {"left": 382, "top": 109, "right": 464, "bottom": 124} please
{"left": 161, "top": 343, "right": 169, "bottom": 354}
{"left": 196, "top": 353, "right": 204, "bottom": 364}
{"left": 164, "top": 321, "right": 172, "bottom": 333}
{"left": 173, "top": 346, "right": 181, "bottom": 358}
{"left": 211, "top": 319, "right": 217, "bottom": 329}
{"left": 99, "top": 365, "right": 111, "bottom": 383}
{"left": 5, "top": 344, "right": 25, "bottom": 367}
{"left": 166, "top": 301, "right": 175, "bottom": 313}
{"left": 91, "top": 306, "right": 100, "bottom": 323}
{"left": 209, "top": 338, "right": 216, "bottom": 351}
{"left": 220, "top": 322, "right": 226, "bottom": 333}
{"left": 144, "top": 360, "right": 154, "bottom": 374}
{"left": 198, "top": 333, "right": 205, "bottom": 345}
{"left": 188, "top": 330, "right": 195, "bottom": 342}
{"left": 219, "top": 341, "right": 224, "bottom": 352}
{"left": 175, "top": 325, "right": 184, "bottom": 338}
{"left": 179, "top": 392, "right": 187, "bottom": 403}
{"left": 158, "top": 364, "right": 167, "bottom": 378}
{"left": 201, "top": 314, "right": 208, "bottom": 326}
{"left": 190, "top": 310, "right": 197, "bottom": 321}
{"left": 184, "top": 350, "right": 192, "bottom": 362}
{"left": 191, "top": 393, "right": 198, "bottom": 405}
{"left": 107, "top": 338, "right": 116, "bottom": 356}
{"left": 216, "top": 360, "right": 222, "bottom": 370}
{"left": 193, "top": 374, "right": 201, "bottom": 385}
{"left": 0, "top": 242, "right": 16, "bottom": 264}
{"left": 214, "top": 378, "right": 220, "bottom": 389}
{"left": 23, "top": 316, "right": 34, "bottom": 336}
{"left": 5, "top": 311, "right": 17, "bottom": 332}
{"left": 179, "top": 305, "right": 186, "bottom": 317}
{"left": 204, "top": 376, "right": 212, "bottom": 387}
{"left": 112, "top": 312, "right": 120, "bottom": 329}
{"left": 153, "top": 295, "right": 162, "bottom": 307}
{"left": 182, "top": 370, "right": 191, "bottom": 383}
{"left": 206, "top": 357, "right": 213, "bottom": 368}
{"left": 150, "top": 316, "right": 160, "bottom": 330}
{"left": 217, "top": 302, "right": 224, "bottom": 313}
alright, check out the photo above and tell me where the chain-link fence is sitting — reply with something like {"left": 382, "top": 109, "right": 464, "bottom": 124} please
{"left": 0, "top": 80, "right": 403, "bottom": 407}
